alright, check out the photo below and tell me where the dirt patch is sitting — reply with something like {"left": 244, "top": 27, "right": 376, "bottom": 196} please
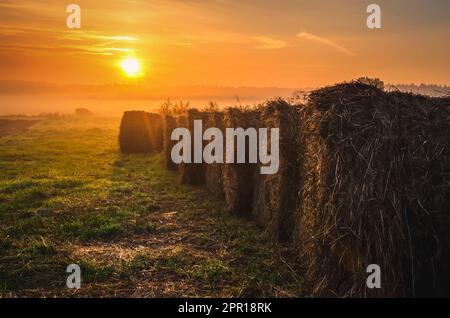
{"left": 0, "top": 119, "right": 40, "bottom": 137}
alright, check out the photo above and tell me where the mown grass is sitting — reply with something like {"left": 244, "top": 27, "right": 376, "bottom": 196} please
{"left": 0, "top": 116, "right": 303, "bottom": 297}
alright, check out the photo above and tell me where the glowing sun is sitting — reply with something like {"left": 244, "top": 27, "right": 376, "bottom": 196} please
{"left": 120, "top": 58, "right": 142, "bottom": 77}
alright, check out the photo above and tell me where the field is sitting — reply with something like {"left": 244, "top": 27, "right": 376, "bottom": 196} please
{"left": 0, "top": 117, "right": 303, "bottom": 297}
{"left": 0, "top": 119, "right": 40, "bottom": 138}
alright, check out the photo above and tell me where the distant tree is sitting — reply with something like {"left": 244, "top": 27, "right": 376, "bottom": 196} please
{"left": 386, "top": 83, "right": 450, "bottom": 97}
{"left": 38, "top": 112, "right": 63, "bottom": 119}
{"left": 75, "top": 108, "right": 93, "bottom": 116}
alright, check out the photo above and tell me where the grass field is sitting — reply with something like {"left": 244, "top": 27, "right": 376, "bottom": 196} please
{"left": 0, "top": 116, "right": 303, "bottom": 297}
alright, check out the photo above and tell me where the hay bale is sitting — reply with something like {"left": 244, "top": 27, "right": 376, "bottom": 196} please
{"left": 147, "top": 113, "right": 164, "bottom": 152}
{"left": 222, "top": 108, "right": 259, "bottom": 216}
{"left": 163, "top": 114, "right": 178, "bottom": 170}
{"left": 119, "top": 111, "right": 153, "bottom": 154}
{"left": 178, "top": 110, "right": 209, "bottom": 185}
{"left": 204, "top": 112, "right": 225, "bottom": 198}
{"left": 252, "top": 100, "right": 300, "bottom": 241}
{"left": 296, "top": 80, "right": 450, "bottom": 297}
{"left": 176, "top": 114, "right": 187, "bottom": 128}
{"left": 174, "top": 114, "right": 187, "bottom": 174}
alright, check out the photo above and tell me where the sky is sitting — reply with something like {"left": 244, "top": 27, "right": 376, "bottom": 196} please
{"left": 0, "top": 0, "right": 449, "bottom": 114}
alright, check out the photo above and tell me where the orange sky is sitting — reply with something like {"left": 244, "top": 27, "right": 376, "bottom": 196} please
{"left": 0, "top": 0, "right": 449, "bottom": 90}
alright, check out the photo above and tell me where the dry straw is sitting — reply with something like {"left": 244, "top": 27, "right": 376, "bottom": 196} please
{"left": 222, "top": 108, "right": 260, "bottom": 216}
{"left": 119, "top": 111, "right": 163, "bottom": 154}
{"left": 296, "top": 80, "right": 450, "bottom": 297}
{"left": 147, "top": 113, "right": 164, "bottom": 152}
{"left": 204, "top": 111, "right": 225, "bottom": 198}
{"left": 119, "top": 111, "right": 153, "bottom": 154}
{"left": 163, "top": 114, "right": 179, "bottom": 170}
{"left": 178, "top": 110, "right": 209, "bottom": 185}
{"left": 252, "top": 99, "right": 300, "bottom": 241}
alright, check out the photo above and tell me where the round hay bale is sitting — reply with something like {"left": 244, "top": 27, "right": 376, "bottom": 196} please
{"left": 119, "top": 111, "right": 153, "bottom": 154}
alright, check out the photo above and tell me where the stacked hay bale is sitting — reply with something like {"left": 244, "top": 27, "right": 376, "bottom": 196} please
{"left": 204, "top": 112, "right": 225, "bottom": 198}
{"left": 119, "top": 111, "right": 153, "bottom": 154}
{"left": 178, "top": 110, "right": 209, "bottom": 185}
{"left": 163, "top": 114, "right": 179, "bottom": 170}
{"left": 252, "top": 99, "right": 300, "bottom": 241}
{"left": 296, "top": 81, "right": 450, "bottom": 297}
{"left": 222, "top": 108, "right": 260, "bottom": 216}
{"left": 176, "top": 115, "right": 188, "bottom": 131}
{"left": 387, "top": 91, "right": 450, "bottom": 297}
{"left": 147, "top": 113, "right": 164, "bottom": 152}
{"left": 173, "top": 114, "right": 188, "bottom": 174}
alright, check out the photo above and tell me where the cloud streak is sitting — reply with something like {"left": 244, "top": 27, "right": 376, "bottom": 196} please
{"left": 296, "top": 31, "right": 355, "bottom": 56}
{"left": 253, "top": 36, "right": 289, "bottom": 49}
{"left": 0, "top": 25, "right": 137, "bottom": 57}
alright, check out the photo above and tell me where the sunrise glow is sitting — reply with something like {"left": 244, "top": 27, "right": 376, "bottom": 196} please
{"left": 120, "top": 58, "right": 142, "bottom": 77}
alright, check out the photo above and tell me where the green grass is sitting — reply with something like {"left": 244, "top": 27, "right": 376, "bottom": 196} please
{"left": 0, "top": 116, "right": 303, "bottom": 297}
{"left": 183, "top": 259, "right": 229, "bottom": 281}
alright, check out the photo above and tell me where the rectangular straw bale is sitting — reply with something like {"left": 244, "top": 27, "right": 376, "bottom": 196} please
{"left": 296, "top": 80, "right": 450, "bottom": 297}
{"left": 222, "top": 108, "right": 260, "bottom": 216}
{"left": 252, "top": 99, "right": 300, "bottom": 242}
{"left": 147, "top": 113, "right": 164, "bottom": 152}
{"left": 178, "top": 110, "right": 209, "bottom": 185}
{"left": 204, "top": 112, "right": 225, "bottom": 198}
{"left": 163, "top": 114, "right": 178, "bottom": 170}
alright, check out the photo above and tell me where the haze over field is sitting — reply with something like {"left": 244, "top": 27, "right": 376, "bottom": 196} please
{"left": 1, "top": 1, "right": 450, "bottom": 299}
{"left": 0, "top": 0, "right": 449, "bottom": 114}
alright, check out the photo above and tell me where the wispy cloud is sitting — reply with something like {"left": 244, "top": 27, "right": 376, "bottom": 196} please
{"left": 0, "top": 25, "right": 137, "bottom": 57}
{"left": 253, "top": 36, "right": 289, "bottom": 49}
{"left": 0, "top": 43, "right": 133, "bottom": 56}
{"left": 296, "top": 31, "right": 355, "bottom": 56}
{"left": 170, "top": 41, "right": 193, "bottom": 47}
{"left": 57, "top": 32, "right": 138, "bottom": 42}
